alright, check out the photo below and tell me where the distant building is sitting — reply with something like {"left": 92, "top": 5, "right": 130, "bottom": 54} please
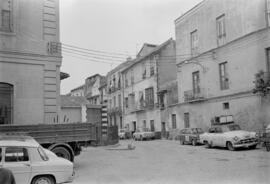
{"left": 85, "top": 74, "right": 106, "bottom": 105}
{"left": 121, "top": 38, "right": 176, "bottom": 137}
{"left": 174, "top": 0, "right": 270, "bottom": 131}
{"left": 70, "top": 85, "right": 85, "bottom": 97}
{"left": 0, "top": 0, "right": 63, "bottom": 124}
{"left": 106, "top": 58, "right": 133, "bottom": 128}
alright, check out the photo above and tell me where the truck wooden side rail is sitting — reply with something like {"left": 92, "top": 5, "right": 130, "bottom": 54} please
{"left": 0, "top": 123, "right": 98, "bottom": 161}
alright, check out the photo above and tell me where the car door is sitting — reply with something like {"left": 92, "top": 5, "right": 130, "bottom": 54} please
{"left": 213, "top": 127, "right": 224, "bottom": 147}
{"left": 3, "top": 147, "right": 32, "bottom": 184}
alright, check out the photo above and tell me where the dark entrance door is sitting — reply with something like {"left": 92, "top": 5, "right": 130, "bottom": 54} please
{"left": 0, "top": 83, "right": 13, "bottom": 124}
{"left": 132, "top": 121, "right": 136, "bottom": 135}
{"left": 184, "top": 113, "right": 190, "bottom": 128}
{"left": 161, "top": 122, "right": 166, "bottom": 139}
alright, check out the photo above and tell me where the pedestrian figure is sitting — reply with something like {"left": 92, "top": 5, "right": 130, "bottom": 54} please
{"left": 0, "top": 168, "right": 16, "bottom": 184}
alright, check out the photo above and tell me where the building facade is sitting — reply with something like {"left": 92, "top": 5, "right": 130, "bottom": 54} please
{"left": 0, "top": 0, "right": 62, "bottom": 124}
{"left": 84, "top": 74, "right": 106, "bottom": 105}
{"left": 106, "top": 59, "right": 133, "bottom": 128}
{"left": 70, "top": 84, "right": 85, "bottom": 97}
{"left": 173, "top": 0, "right": 270, "bottom": 132}
{"left": 121, "top": 39, "right": 176, "bottom": 137}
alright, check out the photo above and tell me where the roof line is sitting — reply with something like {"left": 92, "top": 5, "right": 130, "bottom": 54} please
{"left": 121, "top": 38, "right": 174, "bottom": 73}
{"left": 174, "top": 0, "right": 206, "bottom": 24}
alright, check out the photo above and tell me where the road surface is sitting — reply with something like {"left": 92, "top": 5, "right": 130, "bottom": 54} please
{"left": 73, "top": 140, "right": 270, "bottom": 184}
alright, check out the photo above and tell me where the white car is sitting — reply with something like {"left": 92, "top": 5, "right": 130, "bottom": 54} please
{"left": 200, "top": 123, "right": 258, "bottom": 151}
{"left": 0, "top": 135, "right": 74, "bottom": 184}
{"left": 133, "top": 128, "right": 155, "bottom": 141}
{"left": 118, "top": 129, "right": 127, "bottom": 139}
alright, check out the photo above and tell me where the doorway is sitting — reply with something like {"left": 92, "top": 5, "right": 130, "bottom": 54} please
{"left": 161, "top": 122, "right": 166, "bottom": 139}
{"left": 0, "top": 83, "right": 13, "bottom": 124}
{"left": 184, "top": 113, "right": 190, "bottom": 128}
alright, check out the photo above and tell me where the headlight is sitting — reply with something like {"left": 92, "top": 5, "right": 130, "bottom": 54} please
{"left": 233, "top": 136, "right": 239, "bottom": 142}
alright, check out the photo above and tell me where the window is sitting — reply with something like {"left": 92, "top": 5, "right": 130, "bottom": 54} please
{"left": 190, "top": 30, "right": 198, "bottom": 55}
{"left": 184, "top": 113, "right": 190, "bottom": 128}
{"left": 125, "top": 74, "right": 129, "bottom": 87}
{"left": 125, "top": 97, "right": 128, "bottom": 108}
{"left": 0, "top": 148, "right": 2, "bottom": 161}
{"left": 143, "top": 120, "right": 146, "bottom": 129}
{"left": 150, "top": 62, "right": 155, "bottom": 76}
{"left": 145, "top": 87, "right": 154, "bottom": 107}
{"left": 267, "top": 0, "right": 270, "bottom": 26}
{"left": 172, "top": 114, "right": 177, "bottom": 129}
{"left": 192, "top": 71, "right": 200, "bottom": 94}
{"left": 5, "top": 147, "right": 29, "bottom": 162}
{"left": 131, "top": 70, "right": 134, "bottom": 84}
{"left": 223, "top": 102, "right": 230, "bottom": 110}
{"left": 219, "top": 62, "right": 229, "bottom": 90}
{"left": 216, "top": 14, "right": 226, "bottom": 46}
{"left": 0, "top": 0, "right": 13, "bottom": 32}
{"left": 38, "top": 147, "right": 49, "bottom": 161}
{"left": 0, "top": 83, "right": 13, "bottom": 124}
{"left": 150, "top": 120, "right": 155, "bottom": 132}
{"left": 113, "top": 96, "right": 116, "bottom": 107}
{"left": 118, "top": 94, "right": 121, "bottom": 108}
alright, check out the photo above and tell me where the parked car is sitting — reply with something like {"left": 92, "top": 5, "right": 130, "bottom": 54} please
{"left": 0, "top": 135, "right": 75, "bottom": 184}
{"left": 179, "top": 128, "right": 204, "bottom": 146}
{"left": 200, "top": 123, "right": 258, "bottom": 151}
{"left": 133, "top": 128, "right": 155, "bottom": 141}
{"left": 259, "top": 124, "right": 270, "bottom": 151}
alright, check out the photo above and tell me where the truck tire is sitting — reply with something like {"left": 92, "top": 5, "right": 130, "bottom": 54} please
{"left": 226, "top": 142, "right": 235, "bottom": 151}
{"left": 31, "top": 175, "right": 55, "bottom": 184}
{"left": 51, "top": 147, "right": 71, "bottom": 161}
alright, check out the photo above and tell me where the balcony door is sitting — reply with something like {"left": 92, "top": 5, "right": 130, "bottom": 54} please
{"left": 0, "top": 83, "right": 13, "bottom": 124}
{"left": 192, "top": 71, "right": 200, "bottom": 94}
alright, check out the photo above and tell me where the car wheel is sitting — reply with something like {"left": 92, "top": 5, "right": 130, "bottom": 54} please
{"left": 51, "top": 146, "right": 71, "bottom": 161}
{"left": 192, "top": 139, "right": 197, "bottom": 146}
{"left": 204, "top": 141, "right": 211, "bottom": 148}
{"left": 227, "top": 142, "right": 235, "bottom": 151}
{"left": 249, "top": 144, "right": 257, "bottom": 150}
{"left": 32, "top": 176, "right": 55, "bottom": 184}
{"left": 180, "top": 139, "right": 184, "bottom": 145}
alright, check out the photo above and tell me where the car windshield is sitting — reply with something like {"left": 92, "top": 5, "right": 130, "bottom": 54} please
{"left": 227, "top": 124, "right": 241, "bottom": 131}
{"left": 192, "top": 128, "right": 203, "bottom": 134}
{"left": 37, "top": 147, "right": 49, "bottom": 161}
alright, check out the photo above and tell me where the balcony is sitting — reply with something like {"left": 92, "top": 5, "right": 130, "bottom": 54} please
{"left": 130, "top": 101, "right": 146, "bottom": 113}
{"left": 108, "top": 106, "right": 122, "bottom": 115}
{"left": 184, "top": 88, "right": 206, "bottom": 103}
{"left": 108, "top": 86, "right": 121, "bottom": 94}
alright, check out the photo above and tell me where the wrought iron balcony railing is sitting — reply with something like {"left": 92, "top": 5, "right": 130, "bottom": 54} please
{"left": 184, "top": 88, "right": 206, "bottom": 103}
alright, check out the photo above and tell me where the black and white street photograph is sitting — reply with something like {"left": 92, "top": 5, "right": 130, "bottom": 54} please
{"left": 0, "top": 0, "right": 270, "bottom": 183}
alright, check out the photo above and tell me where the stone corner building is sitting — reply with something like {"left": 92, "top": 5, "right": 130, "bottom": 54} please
{"left": 0, "top": 0, "right": 62, "bottom": 125}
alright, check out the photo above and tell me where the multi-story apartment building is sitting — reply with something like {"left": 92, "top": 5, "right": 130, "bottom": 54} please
{"left": 70, "top": 84, "right": 85, "bottom": 97}
{"left": 0, "top": 0, "right": 62, "bottom": 124}
{"left": 107, "top": 58, "right": 133, "bottom": 128}
{"left": 84, "top": 74, "right": 106, "bottom": 105}
{"left": 121, "top": 38, "right": 176, "bottom": 136}
{"left": 174, "top": 0, "right": 270, "bottom": 131}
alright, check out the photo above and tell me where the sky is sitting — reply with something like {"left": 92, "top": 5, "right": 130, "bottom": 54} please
{"left": 60, "top": 0, "right": 202, "bottom": 94}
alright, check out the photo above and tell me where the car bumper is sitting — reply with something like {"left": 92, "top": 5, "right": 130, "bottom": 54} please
{"left": 65, "top": 171, "right": 75, "bottom": 183}
{"left": 233, "top": 141, "right": 258, "bottom": 148}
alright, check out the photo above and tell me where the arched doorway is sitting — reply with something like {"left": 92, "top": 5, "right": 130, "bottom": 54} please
{"left": 0, "top": 83, "right": 13, "bottom": 124}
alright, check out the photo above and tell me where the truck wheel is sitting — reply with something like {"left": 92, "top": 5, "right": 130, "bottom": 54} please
{"left": 52, "top": 147, "right": 71, "bottom": 161}
{"left": 226, "top": 142, "right": 235, "bottom": 151}
{"left": 192, "top": 139, "right": 197, "bottom": 146}
{"left": 31, "top": 176, "right": 55, "bottom": 184}
{"left": 204, "top": 141, "right": 211, "bottom": 148}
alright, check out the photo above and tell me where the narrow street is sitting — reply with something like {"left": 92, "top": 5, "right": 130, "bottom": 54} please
{"left": 73, "top": 140, "right": 270, "bottom": 184}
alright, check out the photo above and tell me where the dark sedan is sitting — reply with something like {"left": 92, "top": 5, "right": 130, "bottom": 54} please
{"left": 179, "top": 128, "right": 204, "bottom": 146}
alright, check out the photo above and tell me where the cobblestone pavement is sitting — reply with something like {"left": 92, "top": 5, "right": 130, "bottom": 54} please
{"left": 73, "top": 140, "right": 270, "bottom": 184}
